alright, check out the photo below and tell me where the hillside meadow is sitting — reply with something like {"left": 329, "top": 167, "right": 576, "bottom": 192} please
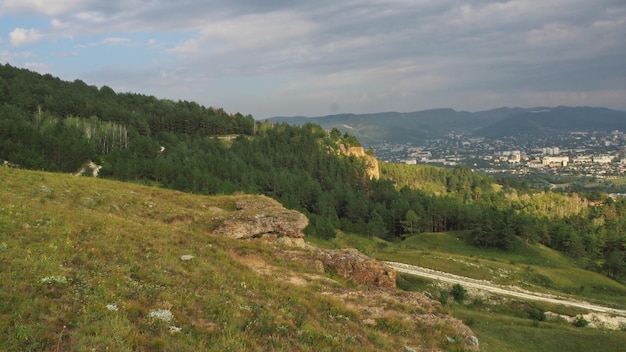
{"left": 0, "top": 167, "right": 475, "bottom": 351}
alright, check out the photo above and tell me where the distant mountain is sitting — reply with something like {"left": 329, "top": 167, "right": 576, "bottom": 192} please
{"left": 268, "top": 109, "right": 486, "bottom": 144}
{"left": 474, "top": 106, "right": 626, "bottom": 138}
{"left": 267, "top": 106, "right": 626, "bottom": 143}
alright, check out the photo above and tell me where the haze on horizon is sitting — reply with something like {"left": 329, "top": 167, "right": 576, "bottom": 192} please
{"left": 1, "top": 0, "right": 625, "bottom": 119}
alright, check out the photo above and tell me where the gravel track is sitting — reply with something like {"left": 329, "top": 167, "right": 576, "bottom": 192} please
{"left": 386, "top": 261, "right": 626, "bottom": 317}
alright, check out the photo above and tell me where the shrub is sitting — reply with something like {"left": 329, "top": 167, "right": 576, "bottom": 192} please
{"left": 573, "top": 316, "right": 588, "bottom": 327}
{"left": 451, "top": 284, "right": 466, "bottom": 303}
{"left": 529, "top": 308, "right": 546, "bottom": 322}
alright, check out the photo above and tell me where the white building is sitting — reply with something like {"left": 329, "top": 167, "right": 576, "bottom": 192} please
{"left": 593, "top": 155, "right": 614, "bottom": 164}
{"left": 572, "top": 156, "right": 592, "bottom": 164}
{"left": 542, "top": 156, "right": 569, "bottom": 166}
{"left": 543, "top": 147, "right": 560, "bottom": 155}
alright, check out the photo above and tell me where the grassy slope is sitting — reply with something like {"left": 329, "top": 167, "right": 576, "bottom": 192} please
{"left": 311, "top": 232, "right": 626, "bottom": 351}
{"left": 0, "top": 167, "right": 466, "bottom": 352}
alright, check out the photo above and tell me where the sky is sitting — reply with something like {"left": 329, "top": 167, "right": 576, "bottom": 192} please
{"left": 1, "top": 0, "right": 625, "bottom": 119}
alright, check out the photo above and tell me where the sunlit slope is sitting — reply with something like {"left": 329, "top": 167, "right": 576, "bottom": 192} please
{"left": 0, "top": 167, "right": 472, "bottom": 351}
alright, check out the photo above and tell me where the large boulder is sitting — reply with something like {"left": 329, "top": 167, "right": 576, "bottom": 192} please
{"left": 213, "top": 196, "right": 309, "bottom": 240}
{"left": 315, "top": 248, "right": 396, "bottom": 289}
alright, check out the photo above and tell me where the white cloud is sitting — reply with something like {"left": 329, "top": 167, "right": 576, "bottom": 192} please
{"left": 23, "top": 61, "right": 49, "bottom": 73}
{"left": 0, "top": 50, "right": 33, "bottom": 63}
{"left": 9, "top": 28, "right": 43, "bottom": 47}
{"left": 51, "top": 51, "right": 79, "bottom": 58}
{"left": 1, "top": 0, "right": 84, "bottom": 16}
{"left": 74, "top": 11, "right": 109, "bottom": 23}
{"left": 78, "top": 37, "right": 145, "bottom": 49}
{"left": 0, "top": 0, "right": 109, "bottom": 17}
{"left": 102, "top": 37, "right": 131, "bottom": 45}
{"left": 169, "top": 38, "right": 200, "bottom": 54}
{"left": 196, "top": 11, "right": 315, "bottom": 53}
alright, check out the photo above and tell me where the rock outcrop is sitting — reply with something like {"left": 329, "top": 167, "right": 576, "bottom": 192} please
{"left": 213, "top": 195, "right": 309, "bottom": 240}
{"left": 215, "top": 197, "right": 394, "bottom": 289}
{"left": 339, "top": 145, "right": 380, "bottom": 180}
{"left": 218, "top": 197, "right": 479, "bottom": 350}
{"left": 315, "top": 248, "right": 396, "bottom": 289}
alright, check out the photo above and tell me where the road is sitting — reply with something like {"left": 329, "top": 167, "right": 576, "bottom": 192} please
{"left": 386, "top": 261, "right": 626, "bottom": 317}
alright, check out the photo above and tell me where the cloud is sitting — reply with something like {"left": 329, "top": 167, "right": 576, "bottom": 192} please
{"left": 22, "top": 61, "right": 50, "bottom": 73}
{"left": 1, "top": 0, "right": 86, "bottom": 16}
{"left": 77, "top": 36, "right": 151, "bottom": 49}
{"left": 199, "top": 11, "right": 315, "bottom": 53}
{"left": 93, "top": 37, "right": 133, "bottom": 47}
{"left": 9, "top": 28, "right": 43, "bottom": 46}
{"left": 102, "top": 37, "right": 131, "bottom": 45}
{"left": 1, "top": 0, "right": 130, "bottom": 23}
{"left": 2, "top": 0, "right": 624, "bottom": 116}
{"left": 0, "top": 50, "right": 33, "bottom": 63}
{"left": 168, "top": 39, "right": 200, "bottom": 54}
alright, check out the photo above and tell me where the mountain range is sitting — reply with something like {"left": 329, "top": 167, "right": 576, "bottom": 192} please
{"left": 267, "top": 106, "right": 626, "bottom": 144}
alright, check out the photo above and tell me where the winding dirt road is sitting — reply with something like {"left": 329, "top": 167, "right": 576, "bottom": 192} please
{"left": 386, "top": 261, "right": 626, "bottom": 317}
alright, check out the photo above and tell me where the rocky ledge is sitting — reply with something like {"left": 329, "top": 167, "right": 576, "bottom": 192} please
{"left": 314, "top": 248, "right": 396, "bottom": 289}
{"left": 213, "top": 195, "right": 309, "bottom": 240}
{"left": 216, "top": 196, "right": 479, "bottom": 351}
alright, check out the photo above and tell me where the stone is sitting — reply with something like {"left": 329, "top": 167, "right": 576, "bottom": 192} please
{"left": 468, "top": 335, "right": 479, "bottom": 349}
{"left": 315, "top": 248, "right": 396, "bottom": 289}
{"left": 214, "top": 196, "right": 308, "bottom": 240}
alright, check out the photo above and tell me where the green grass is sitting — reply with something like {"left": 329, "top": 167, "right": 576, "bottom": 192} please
{"left": 396, "top": 272, "right": 626, "bottom": 352}
{"left": 316, "top": 231, "right": 626, "bottom": 352}
{"left": 453, "top": 309, "right": 626, "bottom": 352}
{"left": 321, "top": 231, "right": 626, "bottom": 308}
{"left": 0, "top": 167, "right": 470, "bottom": 351}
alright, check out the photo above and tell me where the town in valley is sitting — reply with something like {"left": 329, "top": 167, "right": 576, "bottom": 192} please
{"left": 374, "top": 129, "right": 626, "bottom": 183}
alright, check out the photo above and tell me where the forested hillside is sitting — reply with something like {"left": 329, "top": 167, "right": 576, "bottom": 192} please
{"left": 1, "top": 63, "right": 625, "bottom": 283}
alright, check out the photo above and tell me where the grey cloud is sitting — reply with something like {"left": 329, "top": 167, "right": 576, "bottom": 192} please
{"left": 186, "top": 1, "right": 625, "bottom": 112}
{"left": 7, "top": 0, "right": 625, "bottom": 115}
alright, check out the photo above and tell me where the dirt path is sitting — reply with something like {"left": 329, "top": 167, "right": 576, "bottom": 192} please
{"left": 386, "top": 261, "right": 626, "bottom": 317}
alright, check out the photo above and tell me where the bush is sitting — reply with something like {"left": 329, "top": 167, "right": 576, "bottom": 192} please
{"left": 451, "top": 284, "right": 467, "bottom": 303}
{"left": 529, "top": 308, "right": 546, "bottom": 322}
{"left": 573, "top": 316, "right": 589, "bottom": 327}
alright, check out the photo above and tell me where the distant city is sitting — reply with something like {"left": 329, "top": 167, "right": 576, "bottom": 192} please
{"left": 374, "top": 130, "right": 626, "bottom": 179}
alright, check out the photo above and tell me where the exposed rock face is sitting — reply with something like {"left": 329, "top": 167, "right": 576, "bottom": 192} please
{"left": 73, "top": 160, "right": 102, "bottom": 177}
{"left": 217, "top": 195, "right": 478, "bottom": 351}
{"left": 213, "top": 196, "right": 309, "bottom": 240}
{"left": 315, "top": 248, "right": 396, "bottom": 289}
{"left": 339, "top": 145, "right": 380, "bottom": 180}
